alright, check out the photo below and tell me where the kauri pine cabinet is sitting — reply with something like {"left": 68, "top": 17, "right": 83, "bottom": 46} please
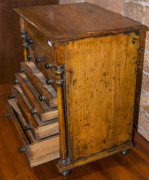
{"left": 3, "top": 2, "right": 147, "bottom": 176}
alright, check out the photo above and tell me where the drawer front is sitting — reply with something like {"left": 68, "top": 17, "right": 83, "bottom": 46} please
{"left": 21, "top": 61, "right": 58, "bottom": 108}
{"left": 25, "top": 39, "right": 58, "bottom": 91}
{"left": 11, "top": 85, "right": 59, "bottom": 140}
{"left": 14, "top": 73, "right": 58, "bottom": 122}
{"left": 6, "top": 99, "right": 60, "bottom": 167}
{"left": 24, "top": 20, "right": 55, "bottom": 65}
{"left": 27, "top": 42, "right": 48, "bottom": 77}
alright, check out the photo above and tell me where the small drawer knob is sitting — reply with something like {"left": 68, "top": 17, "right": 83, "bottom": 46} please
{"left": 27, "top": 38, "right": 34, "bottom": 45}
{"left": 46, "top": 79, "right": 54, "bottom": 85}
{"left": 13, "top": 79, "right": 20, "bottom": 84}
{"left": 35, "top": 58, "right": 43, "bottom": 63}
{"left": 21, "top": 32, "right": 28, "bottom": 40}
{"left": 39, "top": 95, "right": 46, "bottom": 101}
{"left": 22, "top": 42, "right": 28, "bottom": 48}
{"left": 18, "top": 67, "right": 25, "bottom": 73}
{"left": 3, "top": 113, "right": 11, "bottom": 118}
{"left": 27, "top": 54, "right": 33, "bottom": 60}
{"left": 25, "top": 124, "right": 32, "bottom": 131}
{"left": 30, "top": 109, "right": 38, "bottom": 115}
{"left": 45, "top": 63, "right": 53, "bottom": 69}
{"left": 8, "top": 94, "right": 16, "bottom": 99}
{"left": 18, "top": 147, "right": 26, "bottom": 153}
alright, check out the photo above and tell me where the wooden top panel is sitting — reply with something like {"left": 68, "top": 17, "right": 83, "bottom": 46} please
{"left": 15, "top": 2, "right": 146, "bottom": 42}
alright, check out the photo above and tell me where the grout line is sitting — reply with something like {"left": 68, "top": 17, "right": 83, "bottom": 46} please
{"left": 107, "top": 0, "right": 110, "bottom": 10}
{"left": 141, "top": 89, "right": 149, "bottom": 97}
{"left": 140, "top": 108, "right": 149, "bottom": 121}
{"left": 143, "top": 70, "right": 149, "bottom": 76}
{"left": 138, "top": 126, "right": 149, "bottom": 135}
{"left": 142, "top": 5, "right": 146, "bottom": 24}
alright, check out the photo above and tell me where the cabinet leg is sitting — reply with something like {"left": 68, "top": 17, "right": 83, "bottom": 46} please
{"left": 61, "top": 170, "right": 71, "bottom": 177}
{"left": 121, "top": 149, "right": 130, "bottom": 156}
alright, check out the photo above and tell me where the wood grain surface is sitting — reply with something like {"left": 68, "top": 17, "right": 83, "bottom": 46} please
{"left": 11, "top": 85, "right": 59, "bottom": 140}
{"left": 1, "top": 84, "right": 149, "bottom": 180}
{"left": 0, "top": 0, "right": 59, "bottom": 84}
{"left": 15, "top": 73, "right": 58, "bottom": 121}
{"left": 21, "top": 62, "right": 58, "bottom": 108}
{"left": 14, "top": 2, "right": 147, "bottom": 42}
{"left": 6, "top": 97, "right": 60, "bottom": 168}
{"left": 64, "top": 32, "right": 139, "bottom": 161}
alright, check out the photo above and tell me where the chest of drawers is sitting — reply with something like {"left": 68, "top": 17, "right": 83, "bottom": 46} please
{"left": 4, "top": 2, "right": 147, "bottom": 176}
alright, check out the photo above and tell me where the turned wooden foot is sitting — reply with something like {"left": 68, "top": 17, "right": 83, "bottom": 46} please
{"left": 121, "top": 149, "right": 130, "bottom": 156}
{"left": 61, "top": 170, "right": 71, "bottom": 177}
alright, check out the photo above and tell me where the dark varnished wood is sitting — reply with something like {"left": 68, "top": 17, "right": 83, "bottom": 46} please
{"left": 1, "top": 84, "right": 149, "bottom": 179}
{"left": 6, "top": 98, "right": 60, "bottom": 167}
{"left": 11, "top": 85, "right": 59, "bottom": 140}
{"left": 21, "top": 62, "right": 58, "bottom": 108}
{"left": 0, "top": 0, "right": 59, "bottom": 84}
{"left": 15, "top": 2, "right": 147, "bottom": 42}
{"left": 15, "top": 73, "right": 58, "bottom": 122}
{"left": 8, "top": 2, "right": 148, "bottom": 174}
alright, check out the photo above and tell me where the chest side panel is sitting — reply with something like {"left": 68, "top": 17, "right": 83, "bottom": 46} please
{"left": 65, "top": 32, "right": 139, "bottom": 162}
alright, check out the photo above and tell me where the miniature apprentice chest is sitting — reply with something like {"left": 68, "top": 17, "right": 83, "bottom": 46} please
{"left": 4, "top": 2, "right": 147, "bottom": 176}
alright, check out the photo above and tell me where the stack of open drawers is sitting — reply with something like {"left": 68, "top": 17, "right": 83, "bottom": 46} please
{"left": 5, "top": 31, "right": 60, "bottom": 167}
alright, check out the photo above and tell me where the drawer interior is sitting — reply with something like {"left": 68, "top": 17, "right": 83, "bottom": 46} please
{"left": 11, "top": 85, "right": 59, "bottom": 140}
{"left": 21, "top": 61, "right": 57, "bottom": 108}
{"left": 15, "top": 72, "right": 58, "bottom": 122}
{"left": 6, "top": 98, "right": 60, "bottom": 167}
{"left": 27, "top": 43, "right": 48, "bottom": 76}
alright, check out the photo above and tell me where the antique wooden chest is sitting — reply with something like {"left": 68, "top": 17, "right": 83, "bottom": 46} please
{"left": 4, "top": 2, "right": 147, "bottom": 176}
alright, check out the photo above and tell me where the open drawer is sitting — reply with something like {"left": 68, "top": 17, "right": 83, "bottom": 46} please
{"left": 11, "top": 85, "right": 59, "bottom": 140}
{"left": 21, "top": 61, "right": 58, "bottom": 108}
{"left": 27, "top": 41, "right": 48, "bottom": 77}
{"left": 14, "top": 72, "right": 58, "bottom": 122}
{"left": 5, "top": 98, "right": 60, "bottom": 167}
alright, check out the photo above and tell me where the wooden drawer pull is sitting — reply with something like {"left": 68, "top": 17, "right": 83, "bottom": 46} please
{"left": 30, "top": 109, "right": 38, "bottom": 115}
{"left": 18, "top": 147, "right": 26, "bottom": 153}
{"left": 39, "top": 95, "right": 46, "bottom": 101}
{"left": 18, "top": 67, "right": 25, "bottom": 73}
{"left": 35, "top": 57, "right": 43, "bottom": 63}
{"left": 8, "top": 94, "right": 16, "bottom": 99}
{"left": 3, "top": 113, "right": 11, "bottom": 118}
{"left": 25, "top": 124, "right": 32, "bottom": 131}
{"left": 45, "top": 62, "right": 53, "bottom": 69}
{"left": 21, "top": 32, "right": 28, "bottom": 40}
{"left": 13, "top": 79, "right": 20, "bottom": 84}
{"left": 46, "top": 79, "right": 54, "bottom": 85}
{"left": 27, "top": 54, "right": 33, "bottom": 60}
{"left": 27, "top": 38, "right": 34, "bottom": 45}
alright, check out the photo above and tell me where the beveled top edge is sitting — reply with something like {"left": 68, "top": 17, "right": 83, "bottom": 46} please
{"left": 14, "top": 2, "right": 148, "bottom": 42}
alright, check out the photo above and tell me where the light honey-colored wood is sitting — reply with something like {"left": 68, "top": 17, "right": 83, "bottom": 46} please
{"left": 56, "top": 86, "right": 68, "bottom": 163}
{"left": 9, "top": 2, "right": 148, "bottom": 175}
{"left": 56, "top": 141, "right": 133, "bottom": 172}
{"left": 28, "top": 135, "right": 60, "bottom": 167}
{"left": 7, "top": 98, "right": 60, "bottom": 167}
{"left": 41, "top": 110, "right": 59, "bottom": 122}
{"left": 8, "top": 98, "right": 36, "bottom": 143}
{"left": 24, "top": 61, "right": 57, "bottom": 96}
{"left": 21, "top": 62, "right": 58, "bottom": 108}
{"left": 13, "top": 85, "right": 49, "bottom": 126}
{"left": 15, "top": 73, "right": 58, "bottom": 122}
{"left": 11, "top": 86, "right": 59, "bottom": 140}
{"left": 64, "top": 32, "right": 139, "bottom": 161}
